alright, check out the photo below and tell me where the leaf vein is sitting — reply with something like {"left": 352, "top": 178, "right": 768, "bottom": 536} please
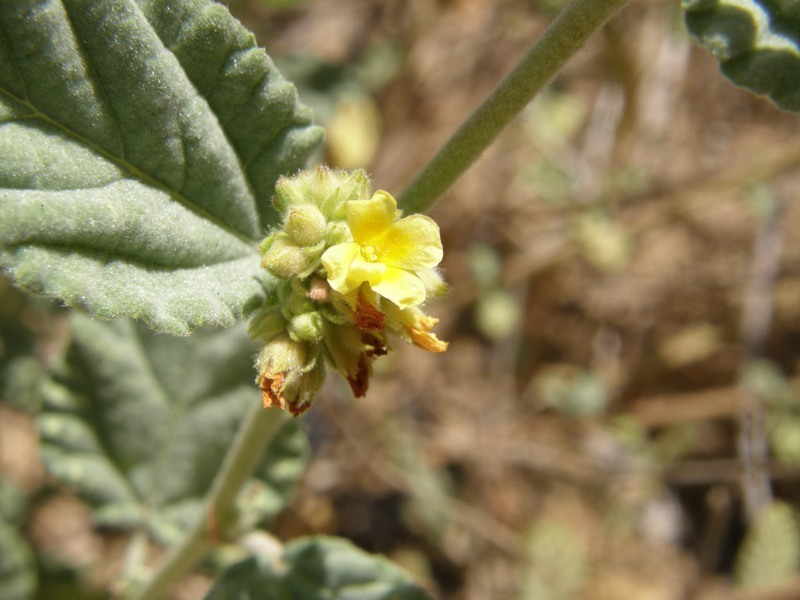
{"left": 5, "top": 240, "right": 254, "bottom": 271}
{"left": 59, "top": 0, "right": 126, "bottom": 160}
{"left": 0, "top": 83, "right": 255, "bottom": 245}
{"left": 0, "top": 22, "right": 28, "bottom": 103}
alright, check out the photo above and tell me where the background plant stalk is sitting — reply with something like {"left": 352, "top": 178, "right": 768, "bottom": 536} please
{"left": 398, "top": 0, "right": 631, "bottom": 214}
{"left": 131, "top": 404, "right": 285, "bottom": 600}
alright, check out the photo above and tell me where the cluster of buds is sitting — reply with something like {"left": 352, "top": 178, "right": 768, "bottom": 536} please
{"left": 248, "top": 166, "right": 448, "bottom": 416}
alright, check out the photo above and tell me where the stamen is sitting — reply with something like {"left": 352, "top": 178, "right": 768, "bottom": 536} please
{"left": 360, "top": 245, "right": 378, "bottom": 262}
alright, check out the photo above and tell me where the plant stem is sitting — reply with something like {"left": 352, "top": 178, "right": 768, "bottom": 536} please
{"left": 130, "top": 403, "right": 285, "bottom": 600}
{"left": 397, "top": 0, "right": 630, "bottom": 214}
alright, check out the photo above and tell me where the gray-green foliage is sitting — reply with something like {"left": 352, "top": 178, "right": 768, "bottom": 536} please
{"left": 0, "top": 480, "right": 35, "bottom": 600}
{"left": 683, "top": 0, "right": 800, "bottom": 112}
{"left": 0, "top": 518, "right": 35, "bottom": 600}
{"left": 39, "top": 313, "right": 308, "bottom": 545}
{"left": 735, "top": 501, "right": 800, "bottom": 589}
{"left": 0, "top": 0, "right": 323, "bottom": 335}
{"left": 205, "top": 536, "right": 433, "bottom": 600}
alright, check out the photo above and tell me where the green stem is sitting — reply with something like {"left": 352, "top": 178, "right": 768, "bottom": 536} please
{"left": 397, "top": 0, "right": 630, "bottom": 214}
{"left": 130, "top": 403, "right": 285, "bottom": 600}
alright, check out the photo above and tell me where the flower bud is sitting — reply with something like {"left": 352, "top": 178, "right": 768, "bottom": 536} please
{"left": 285, "top": 205, "right": 326, "bottom": 247}
{"left": 255, "top": 336, "right": 307, "bottom": 378}
{"left": 273, "top": 165, "right": 371, "bottom": 221}
{"left": 255, "top": 336, "right": 324, "bottom": 416}
{"left": 288, "top": 312, "right": 324, "bottom": 343}
{"left": 325, "top": 221, "right": 351, "bottom": 247}
{"left": 308, "top": 277, "right": 331, "bottom": 304}
{"left": 282, "top": 358, "right": 325, "bottom": 416}
{"left": 261, "top": 237, "right": 309, "bottom": 279}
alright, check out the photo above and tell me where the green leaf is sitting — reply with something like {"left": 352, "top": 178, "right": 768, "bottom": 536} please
{"left": 0, "top": 518, "right": 36, "bottom": 600}
{"left": 0, "top": 0, "right": 323, "bottom": 334}
{"left": 735, "top": 501, "right": 800, "bottom": 589}
{"left": 0, "top": 274, "right": 57, "bottom": 413}
{"left": 683, "top": 0, "right": 800, "bottom": 112}
{"left": 205, "top": 536, "right": 433, "bottom": 600}
{"left": 521, "top": 520, "right": 588, "bottom": 600}
{"left": 38, "top": 313, "right": 308, "bottom": 546}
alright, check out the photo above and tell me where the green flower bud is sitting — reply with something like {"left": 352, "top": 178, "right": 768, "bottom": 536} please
{"left": 285, "top": 205, "right": 326, "bottom": 247}
{"left": 273, "top": 175, "right": 306, "bottom": 215}
{"left": 273, "top": 165, "right": 371, "bottom": 221}
{"left": 318, "top": 168, "right": 371, "bottom": 221}
{"left": 325, "top": 221, "right": 351, "bottom": 247}
{"left": 255, "top": 335, "right": 307, "bottom": 375}
{"left": 261, "top": 237, "right": 309, "bottom": 279}
{"left": 288, "top": 312, "right": 324, "bottom": 343}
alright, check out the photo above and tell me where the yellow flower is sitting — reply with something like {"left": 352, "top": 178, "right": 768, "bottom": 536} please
{"left": 321, "top": 191, "right": 443, "bottom": 309}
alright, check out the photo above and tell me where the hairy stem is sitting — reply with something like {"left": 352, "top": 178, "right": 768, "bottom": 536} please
{"left": 130, "top": 403, "right": 285, "bottom": 600}
{"left": 397, "top": 0, "right": 630, "bottom": 214}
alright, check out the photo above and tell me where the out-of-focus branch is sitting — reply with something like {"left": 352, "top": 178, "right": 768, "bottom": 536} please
{"left": 738, "top": 192, "right": 785, "bottom": 522}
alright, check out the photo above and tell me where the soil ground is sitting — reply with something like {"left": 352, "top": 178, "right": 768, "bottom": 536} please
{"left": 5, "top": 1, "right": 800, "bottom": 598}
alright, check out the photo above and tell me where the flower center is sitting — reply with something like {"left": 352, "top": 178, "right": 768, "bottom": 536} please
{"left": 360, "top": 245, "right": 379, "bottom": 262}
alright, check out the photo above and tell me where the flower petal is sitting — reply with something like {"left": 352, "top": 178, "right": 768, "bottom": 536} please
{"left": 378, "top": 214, "right": 443, "bottom": 270}
{"left": 321, "top": 242, "right": 360, "bottom": 293}
{"left": 406, "top": 326, "right": 449, "bottom": 353}
{"left": 371, "top": 267, "right": 427, "bottom": 309}
{"left": 345, "top": 256, "right": 386, "bottom": 289}
{"left": 347, "top": 190, "right": 397, "bottom": 244}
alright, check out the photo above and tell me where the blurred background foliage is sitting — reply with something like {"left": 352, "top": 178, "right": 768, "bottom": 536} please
{"left": 6, "top": 0, "right": 800, "bottom": 598}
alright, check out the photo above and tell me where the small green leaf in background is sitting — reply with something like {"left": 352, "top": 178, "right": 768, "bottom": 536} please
{"left": 0, "top": 480, "right": 36, "bottom": 600}
{"left": 0, "top": 275, "right": 59, "bottom": 413}
{"left": 0, "top": 0, "right": 323, "bottom": 334}
{"left": 38, "top": 313, "right": 308, "bottom": 546}
{"left": 742, "top": 359, "right": 796, "bottom": 409}
{"left": 474, "top": 289, "right": 522, "bottom": 340}
{"left": 683, "top": 0, "right": 800, "bottom": 112}
{"left": 768, "top": 415, "right": 800, "bottom": 466}
{"left": 573, "top": 211, "right": 632, "bottom": 273}
{"left": 520, "top": 519, "right": 589, "bottom": 600}
{"left": 467, "top": 244, "right": 523, "bottom": 340}
{"left": 735, "top": 501, "right": 800, "bottom": 589}
{"left": 205, "top": 536, "right": 433, "bottom": 600}
{"left": 0, "top": 519, "right": 36, "bottom": 600}
{"left": 535, "top": 367, "right": 609, "bottom": 417}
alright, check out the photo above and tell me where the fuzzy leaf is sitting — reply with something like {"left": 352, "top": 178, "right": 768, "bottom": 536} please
{"left": 683, "top": 0, "right": 800, "bottom": 112}
{"left": 205, "top": 536, "right": 432, "bottom": 600}
{"left": 0, "top": 0, "right": 323, "bottom": 334}
{"left": 38, "top": 313, "right": 308, "bottom": 545}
